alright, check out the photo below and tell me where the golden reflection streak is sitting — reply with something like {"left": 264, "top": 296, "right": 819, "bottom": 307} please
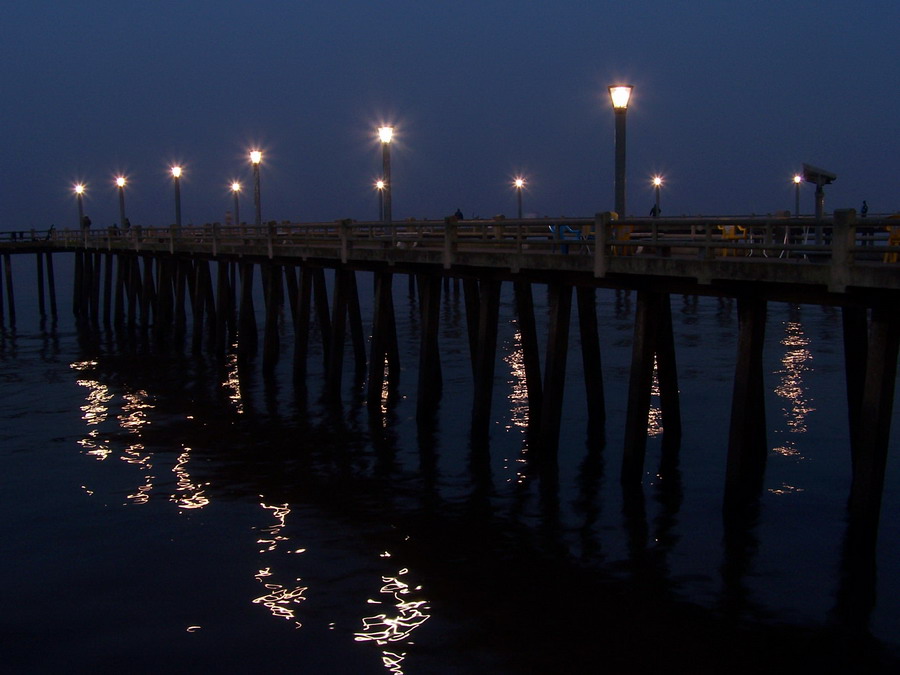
{"left": 503, "top": 329, "right": 530, "bottom": 432}
{"left": 251, "top": 502, "right": 307, "bottom": 627}
{"left": 647, "top": 358, "right": 663, "bottom": 437}
{"left": 502, "top": 328, "right": 531, "bottom": 485}
{"left": 171, "top": 447, "right": 210, "bottom": 510}
{"left": 222, "top": 352, "right": 244, "bottom": 414}
{"left": 772, "top": 321, "right": 814, "bottom": 460}
{"left": 73, "top": 361, "right": 114, "bottom": 460}
{"left": 355, "top": 564, "right": 431, "bottom": 674}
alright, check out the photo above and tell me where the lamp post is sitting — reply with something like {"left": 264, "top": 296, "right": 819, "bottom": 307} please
{"left": 250, "top": 150, "right": 262, "bottom": 226}
{"left": 74, "top": 183, "right": 85, "bottom": 229}
{"left": 115, "top": 176, "right": 127, "bottom": 228}
{"left": 651, "top": 175, "right": 662, "bottom": 217}
{"left": 231, "top": 182, "right": 241, "bottom": 226}
{"left": 792, "top": 174, "right": 802, "bottom": 217}
{"left": 379, "top": 126, "right": 393, "bottom": 224}
{"left": 375, "top": 180, "right": 385, "bottom": 221}
{"left": 171, "top": 166, "right": 183, "bottom": 228}
{"left": 514, "top": 177, "right": 526, "bottom": 219}
{"left": 608, "top": 84, "right": 633, "bottom": 216}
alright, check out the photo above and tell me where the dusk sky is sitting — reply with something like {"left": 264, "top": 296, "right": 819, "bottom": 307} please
{"left": 3, "top": 2, "right": 899, "bottom": 229}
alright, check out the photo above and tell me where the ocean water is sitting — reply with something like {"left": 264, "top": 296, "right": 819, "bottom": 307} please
{"left": 1, "top": 253, "right": 899, "bottom": 673}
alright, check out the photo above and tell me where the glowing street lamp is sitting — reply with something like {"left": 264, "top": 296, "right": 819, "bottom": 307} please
{"left": 651, "top": 175, "right": 663, "bottom": 217}
{"left": 115, "top": 176, "right": 127, "bottom": 228}
{"left": 250, "top": 150, "right": 262, "bottom": 226}
{"left": 74, "top": 183, "right": 86, "bottom": 229}
{"left": 231, "top": 181, "right": 241, "bottom": 226}
{"left": 608, "top": 84, "right": 633, "bottom": 216}
{"left": 378, "top": 126, "right": 393, "bottom": 224}
{"left": 375, "top": 179, "right": 385, "bottom": 221}
{"left": 792, "top": 174, "right": 802, "bottom": 217}
{"left": 171, "top": 166, "right": 183, "bottom": 228}
{"left": 513, "top": 177, "right": 526, "bottom": 219}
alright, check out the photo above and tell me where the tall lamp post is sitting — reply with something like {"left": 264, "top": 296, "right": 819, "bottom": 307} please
{"left": 250, "top": 150, "right": 262, "bottom": 226}
{"left": 514, "top": 177, "right": 526, "bottom": 219}
{"left": 375, "top": 180, "right": 385, "bottom": 221}
{"left": 379, "top": 126, "right": 393, "bottom": 224}
{"left": 608, "top": 84, "right": 633, "bottom": 216}
{"left": 792, "top": 174, "right": 802, "bottom": 217}
{"left": 231, "top": 182, "right": 241, "bottom": 226}
{"left": 651, "top": 175, "right": 662, "bottom": 217}
{"left": 115, "top": 176, "right": 127, "bottom": 227}
{"left": 171, "top": 166, "right": 183, "bottom": 228}
{"left": 74, "top": 183, "right": 85, "bottom": 228}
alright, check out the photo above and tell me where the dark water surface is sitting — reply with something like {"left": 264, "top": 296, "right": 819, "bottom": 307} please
{"left": 2, "top": 256, "right": 899, "bottom": 673}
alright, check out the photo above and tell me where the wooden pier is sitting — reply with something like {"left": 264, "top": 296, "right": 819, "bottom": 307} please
{"left": 2, "top": 211, "right": 899, "bottom": 545}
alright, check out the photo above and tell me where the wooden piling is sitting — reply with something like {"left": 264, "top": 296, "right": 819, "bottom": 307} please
{"left": 312, "top": 267, "right": 331, "bottom": 368}
{"left": 1, "top": 253, "right": 12, "bottom": 325}
{"left": 576, "top": 286, "right": 606, "bottom": 433}
{"left": 847, "top": 301, "right": 900, "bottom": 541}
{"left": 102, "top": 253, "right": 113, "bottom": 326}
{"left": 723, "top": 296, "right": 768, "bottom": 510}
{"left": 842, "top": 305, "right": 869, "bottom": 467}
{"left": 471, "top": 278, "right": 502, "bottom": 437}
{"left": 46, "top": 252, "right": 57, "bottom": 319}
{"left": 36, "top": 253, "right": 46, "bottom": 318}
{"left": 263, "top": 262, "right": 281, "bottom": 372}
{"left": 293, "top": 266, "right": 313, "bottom": 381}
{"left": 238, "top": 262, "right": 258, "bottom": 357}
{"left": 538, "top": 282, "right": 573, "bottom": 458}
{"left": 325, "top": 268, "right": 350, "bottom": 400}
{"left": 416, "top": 273, "right": 443, "bottom": 419}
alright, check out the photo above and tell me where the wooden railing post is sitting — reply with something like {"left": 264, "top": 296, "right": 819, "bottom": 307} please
{"left": 443, "top": 217, "right": 457, "bottom": 269}
{"left": 339, "top": 219, "right": 352, "bottom": 263}
{"left": 830, "top": 209, "right": 856, "bottom": 292}
{"left": 593, "top": 212, "right": 611, "bottom": 278}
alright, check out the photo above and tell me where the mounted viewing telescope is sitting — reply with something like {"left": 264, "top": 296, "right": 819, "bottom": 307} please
{"left": 802, "top": 163, "right": 837, "bottom": 221}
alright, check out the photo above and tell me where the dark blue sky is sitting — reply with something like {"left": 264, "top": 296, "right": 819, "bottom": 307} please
{"left": 3, "top": 2, "right": 898, "bottom": 229}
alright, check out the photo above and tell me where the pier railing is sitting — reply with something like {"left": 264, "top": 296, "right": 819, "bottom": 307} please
{"left": 8, "top": 212, "right": 900, "bottom": 293}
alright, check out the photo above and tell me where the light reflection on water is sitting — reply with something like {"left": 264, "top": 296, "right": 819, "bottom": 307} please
{"left": 356, "top": 562, "right": 431, "bottom": 675}
{"left": 251, "top": 502, "right": 307, "bottom": 628}
{"left": 772, "top": 320, "right": 815, "bottom": 462}
{"left": 27, "top": 286, "right": 894, "bottom": 673}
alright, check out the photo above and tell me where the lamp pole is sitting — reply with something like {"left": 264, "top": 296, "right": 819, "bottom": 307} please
{"left": 514, "top": 177, "right": 526, "bottom": 219}
{"left": 171, "top": 166, "right": 182, "bottom": 228}
{"left": 652, "top": 175, "right": 662, "bottom": 217}
{"left": 375, "top": 180, "right": 385, "bottom": 221}
{"left": 250, "top": 150, "right": 262, "bottom": 226}
{"left": 793, "top": 174, "right": 802, "bottom": 217}
{"left": 231, "top": 182, "right": 241, "bottom": 226}
{"left": 379, "top": 126, "right": 393, "bottom": 224}
{"left": 608, "top": 85, "right": 633, "bottom": 216}
{"left": 115, "top": 176, "right": 127, "bottom": 227}
{"left": 74, "top": 184, "right": 85, "bottom": 229}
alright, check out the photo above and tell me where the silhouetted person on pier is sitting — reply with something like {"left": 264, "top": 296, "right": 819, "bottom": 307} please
{"left": 861, "top": 200, "right": 868, "bottom": 218}
{"left": 454, "top": 208, "right": 464, "bottom": 220}
{"left": 81, "top": 215, "right": 91, "bottom": 229}
{"left": 650, "top": 204, "right": 660, "bottom": 217}
{"left": 123, "top": 218, "right": 131, "bottom": 231}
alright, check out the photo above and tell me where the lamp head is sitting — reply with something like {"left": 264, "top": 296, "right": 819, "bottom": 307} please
{"left": 608, "top": 84, "right": 634, "bottom": 110}
{"left": 375, "top": 180, "right": 386, "bottom": 190}
{"left": 115, "top": 176, "right": 126, "bottom": 188}
{"left": 793, "top": 174, "right": 802, "bottom": 185}
{"left": 231, "top": 181, "right": 242, "bottom": 193}
{"left": 250, "top": 150, "right": 262, "bottom": 165}
{"left": 514, "top": 177, "right": 526, "bottom": 190}
{"left": 74, "top": 183, "right": 85, "bottom": 195}
{"left": 378, "top": 126, "right": 393, "bottom": 144}
{"left": 171, "top": 166, "right": 182, "bottom": 178}
{"left": 652, "top": 176, "right": 663, "bottom": 188}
